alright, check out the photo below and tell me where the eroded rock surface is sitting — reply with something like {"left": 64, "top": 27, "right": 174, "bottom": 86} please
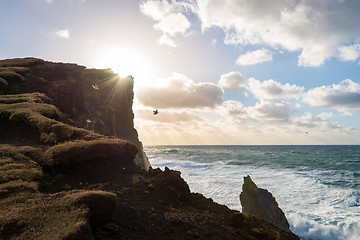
{"left": 240, "top": 175, "right": 291, "bottom": 232}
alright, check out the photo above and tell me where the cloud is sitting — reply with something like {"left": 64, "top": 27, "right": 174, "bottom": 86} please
{"left": 236, "top": 48, "right": 273, "bottom": 66}
{"left": 193, "top": 0, "right": 360, "bottom": 66}
{"left": 246, "top": 99, "right": 293, "bottom": 123}
{"left": 294, "top": 113, "right": 340, "bottom": 130}
{"left": 338, "top": 44, "right": 360, "bottom": 62}
{"left": 248, "top": 78, "right": 304, "bottom": 100}
{"left": 218, "top": 71, "right": 304, "bottom": 99}
{"left": 136, "top": 72, "right": 223, "bottom": 109}
{"left": 135, "top": 109, "right": 203, "bottom": 123}
{"left": 46, "top": 0, "right": 86, "bottom": 3}
{"left": 54, "top": 29, "right": 70, "bottom": 39}
{"left": 219, "top": 71, "right": 247, "bottom": 92}
{"left": 303, "top": 79, "right": 360, "bottom": 111}
{"left": 140, "top": 0, "right": 192, "bottom": 47}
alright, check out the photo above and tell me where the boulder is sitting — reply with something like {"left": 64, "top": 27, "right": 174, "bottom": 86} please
{"left": 240, "top": 175, "right": 290, "bottom": 232}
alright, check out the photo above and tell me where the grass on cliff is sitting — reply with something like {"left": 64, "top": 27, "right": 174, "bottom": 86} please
{"left": 0, "top": 93, "right": 103, "bottom": 145}
{"left": 41, "top": 138, "right": 138, "bottom": 170}
{"left": 0, "top": 143, "right": 118, "bottom": 239}
{"left": 0, "top": 57, "right": 44, "bottom": 67}
{"left": 0, "top": 145, "right": 43, "bottom": 197}
{"left": 0, "top": 190, "right": 116, "bottom": 240}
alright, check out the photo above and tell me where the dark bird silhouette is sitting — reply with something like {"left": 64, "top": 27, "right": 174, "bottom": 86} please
{"left": 306, "top": 131, "right": 308, "bottom": 134}
{"left": 153, "top": 109, "right": 159, "bottom": 115}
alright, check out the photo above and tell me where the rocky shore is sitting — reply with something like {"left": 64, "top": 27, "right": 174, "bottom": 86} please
{"left": 0, "top": 58, "right": 299, "bottom": 239}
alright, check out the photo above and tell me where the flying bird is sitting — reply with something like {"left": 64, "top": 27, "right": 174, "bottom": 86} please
{"left": 153, "top": 109, "right": 159, "bottom": 115}
{"left": 92, "top": 83, "right": 99, "bottom": 90}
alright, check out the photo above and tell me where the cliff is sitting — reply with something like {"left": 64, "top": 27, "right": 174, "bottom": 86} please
{"left": 0, "top": 58, "right": 149, "bottom": 170}
{"left": 0, "top": 58, "right": 299, "bottom": 239}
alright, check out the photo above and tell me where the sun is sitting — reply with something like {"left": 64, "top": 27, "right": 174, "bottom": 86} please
{"left": 92, "top": 46, "right": 155, "bottom": 89}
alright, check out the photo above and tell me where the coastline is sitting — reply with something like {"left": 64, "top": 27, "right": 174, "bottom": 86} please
{"left": 147, "top": 145, "right": 360, "bottom": 240}
{"left": 0, "top": 58, "right": 299, "bottom": 239}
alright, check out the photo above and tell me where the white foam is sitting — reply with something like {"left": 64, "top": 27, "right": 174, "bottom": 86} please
{"left": 150, "top": 157, "right": 360, "bottom": 240}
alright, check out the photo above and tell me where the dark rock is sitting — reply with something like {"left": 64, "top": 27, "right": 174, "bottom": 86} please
{"left": 240, "top": 175, "right": 290, "bottom": 232}
{"left": 0, "top": 58, "right": 149, "bottom": 170}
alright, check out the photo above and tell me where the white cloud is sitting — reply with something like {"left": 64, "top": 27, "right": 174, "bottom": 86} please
{"left": 246, "top": 99, "right": 293, "bottom": 123}
{"left": 136, "top": 72, "right": 223, "bottom": 109}
{"left": 338, "top": 44, "right": 360, "bottom": 62}
{"left": 248, "top": 78, "right": 304, "bottom": 100}
{"left": 135, "top": 109, "right": 203, "bottom": 123}
{"left": 303, "top": 79, "right": 360, "bottom": 111}
{"left": 193, "top": 0, "right": 360, "bottom": 66}
{"left": 154, "top": 12, "right": 190, "bottom": 36}
{"left": 236, "top": 49, "right": 273, "bottom": 66}
{"left": 219, "top": 71, "right": 247, "bottom": 92}
{"left": 46, "top": 0, "right": 86, "bottom": 3}
{"left": 218, "top": 71, "right": 304, "bottom": 99}
{"left": 158, "top": 34, "right": 177, "bottom": 47}
{"left": 140, "top": 0, "right": 192, "bottom": 47}
{"left": 54, "top": 29, "right": 70, "bottom": 39}
{"left": 294, "top": 113, "right": 340, "bottom": 130}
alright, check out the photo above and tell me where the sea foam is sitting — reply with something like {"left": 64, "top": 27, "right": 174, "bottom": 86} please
{"left": 148, "top": 146, "right": 360, "bottom": 240}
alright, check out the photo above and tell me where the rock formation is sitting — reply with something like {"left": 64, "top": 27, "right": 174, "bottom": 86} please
{"left": 240, "top": 175, "right": 291, "bottom": 232}
{"left": 0, "top": 58, "right": 299, "bottom": 239}
{"left": 0, "top": 57, "right": 149, "bottom": 170}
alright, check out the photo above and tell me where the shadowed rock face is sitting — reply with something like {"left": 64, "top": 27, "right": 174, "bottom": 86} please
{"left": 0, "top": 57, "right": 149, "bottom": 170}
{"left": 240, "top": 175, "right": 290, "bottom": 232}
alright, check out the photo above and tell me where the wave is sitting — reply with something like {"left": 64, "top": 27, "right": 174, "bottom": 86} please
{"left": 148, "top": 156, "right": 360, "bottom": 240}
{"left": 146, "top": 145, "right": 360, "bottom": 240}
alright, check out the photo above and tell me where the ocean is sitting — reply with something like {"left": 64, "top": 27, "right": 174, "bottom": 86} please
{"left": 144, "top": 145, "right": 360, "bottom": 240}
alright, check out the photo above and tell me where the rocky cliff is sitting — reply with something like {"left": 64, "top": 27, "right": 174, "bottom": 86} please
{"left": 0, "top": 58, "right": 149, "bottom": 170}
{"left": 0, "top": 58, "right": 299, "bottom": 239}
{"left": 240, "top": 175, "right": 291, "bottom": 232}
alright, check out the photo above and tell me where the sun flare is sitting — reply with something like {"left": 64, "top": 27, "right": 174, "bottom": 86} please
{"left": 93, "top": 46, "right": 155, "bottom": 88}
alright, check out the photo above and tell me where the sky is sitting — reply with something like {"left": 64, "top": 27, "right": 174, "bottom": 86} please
{"left": 1, "top": 0, "right": 360, "bottom": 145}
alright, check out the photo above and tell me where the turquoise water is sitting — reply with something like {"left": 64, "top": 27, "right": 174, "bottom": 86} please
{"left": 145, "top": 145, "right": 360, "bottom": 240}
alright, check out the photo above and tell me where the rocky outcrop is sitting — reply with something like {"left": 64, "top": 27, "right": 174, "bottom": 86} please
{"left": 240, "top": 175, "right": 291, "bottom": 232}
{"left": 0, "top": 58, "right": 149, "bottom": 170}
{"left": 0, "top": 58, "right": 299, "bottom": 240}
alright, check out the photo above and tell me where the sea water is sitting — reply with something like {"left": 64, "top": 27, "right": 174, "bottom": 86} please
{"left": 144, "top": 145, "right": 360, "bottom": 240}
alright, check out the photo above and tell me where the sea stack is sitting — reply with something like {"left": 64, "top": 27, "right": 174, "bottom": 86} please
{"left": 240, "top": 175, "right": 290, "bottom": 232}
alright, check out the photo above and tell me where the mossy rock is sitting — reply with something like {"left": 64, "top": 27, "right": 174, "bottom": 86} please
{"left": 64, "top": 190, "right": 117, "bottom": 229}
{"left": 41, "top": 139, "right": 138, "bottom": 172}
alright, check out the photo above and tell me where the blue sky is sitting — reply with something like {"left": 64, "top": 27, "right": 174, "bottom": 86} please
{"left": 1, "top": 0, "right": 360, "bottom": 145}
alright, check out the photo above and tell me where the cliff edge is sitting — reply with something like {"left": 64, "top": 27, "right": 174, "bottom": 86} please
{"left": 0, "top": 57, "right": 149, "bottom": 170}
{"left": 0, "top": 58, "right": 299, "bottom": 239}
